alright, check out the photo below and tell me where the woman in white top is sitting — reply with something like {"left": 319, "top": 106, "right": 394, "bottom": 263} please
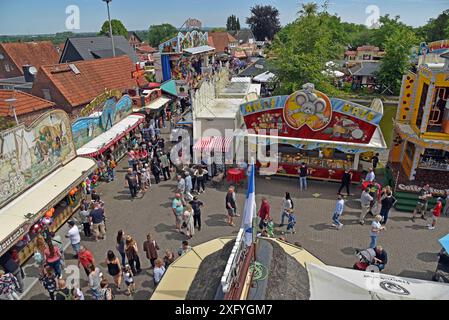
{"left": 280, "top": 192, "right": 294, "bottom": 227}
{"left": 153, "top": 259, "right": 166, "bottom": 286}
{"left": 194, "top": 166, "right": 208, "bottom": 193}
{"left": 182, "top": 204, "right": 195, "bottom": 238}
{"left": 369, "top": 215, "right": 385, "bottom": 248}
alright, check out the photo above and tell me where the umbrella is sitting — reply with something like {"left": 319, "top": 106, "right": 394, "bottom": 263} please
{"left": 439, "top": 233, "right": 449, "bottom": 252}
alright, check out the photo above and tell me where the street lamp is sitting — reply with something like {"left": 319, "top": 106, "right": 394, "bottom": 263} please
{"left": 5, "top": 98, "right": 18, "bottom": 125}
{"left": 102, "top": 0, "right": 116, "bottom": 57}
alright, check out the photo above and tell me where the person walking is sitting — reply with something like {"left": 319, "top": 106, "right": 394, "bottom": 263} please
{"left": 143, "top": 234, "right": 160, "bottom": 268}
{"left": 194, "top": 166, "right": 207, "bottom": 193}
{"left": 153, "top": 259, "right": 166, "bottom": 286}
{"left": 125, "top": 236, "right": 141, "bottom": 275}
{"left": 443, "top": 191, "right": 449, "bottom": 216}
{"left": 163, "top": 250, "right": 175, "bottom": 269}
{"left": 184, "top": 172, "right": 194, "bottom": 201}
{"left": 125, "top": 168, "right": 139, "bottom": 199}
{"left": 338, "top": 169, "right": 352, "bottom": 196}
{"left": 182, "top": 204, "right": 195, "bottom": 239}
{"left": 65, "top": 220, "right": 81, "bottom": 258}
{"left": 0, "top": 270, "right": 20, "bottom": 300}
{"left": 123, "top": 265, "right": 136, "bottom": 296}
{"left": 428, "top": 198, "right": 443, "bottom": 230}
{"left": 226, "top": 187, "right": 237, "bottom": 226}
{"left": 106, "top": 250, "right": 122, "bottom": 290}
{"left": 369, "top": 215, "right": 385, "bottom": 248}
{"left": 172, "top": 193, "right": 185, "bottom": 232}
{"left": 79, "top": 203, "right": 91, "bottom": 238}
{"left": 412, "top": 184, "right": 432, "bottom": 222}
{"left": 189, "top": 196, "right": 204, "bottom": 231}
{"left": 280, "top": 192, "right": 294, "bottom": 227}
{"left": 359, "top": 188, "right": 374, "bottom": 225}
{"left": 379, "top": 190, "right": 396, "bottom": 225}
{"left": 365, "top": 168, "right": 375, "bottom": 182}
{"left": 160, "top": 152, "right": 171, "bottom": 181}
{"left": 44, "top": 237, "right": 63, "bottom": 279}
{"left": 116, "top": 230, "right": 127, "bottom": 267}
{"left": 0, "top": 250, "right": 24, "bottom": 293}
{"left": 286, "top": 211, "right": 297, "bottom": 234}
{"left": 89, "top": 202, "right": 106, "bottom": 241}
{"left": 39, "top": 266, "right": 57, "bottom": 300}
{"left": 331, "top": 195, "right": 345, "bottom": 229}
{"left": 54, "top": 279, "right": 71, "bottom": 300}
{"left": 176, "top": 175, "right": 186, "bottom": 197}
{"left": 78, "top": 245, "right": 95, "bottom": 278}
{"left": 127, "top": 148, "right": 137, "bottom": 171}
{"left": 372, "top": 153, "right": 380, "bottom": 170}
{"left": 258, "top": 197, "right": 271, "bottom": 231}
{"left": 106, "top": 155, "right": 116, "bottom": 182}
{"left": 298, "top": 162, "right": 308, "bottom": 191}
{"left": 88, "top": 264, "right": 102, "bottom": 300}
{"left": 151, "top": 159, "right": 162, "bottom": 184}
{"left": 99, "top": 279, "right": 114, "bottom": 300}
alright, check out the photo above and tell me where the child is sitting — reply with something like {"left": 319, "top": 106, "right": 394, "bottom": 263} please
{"left": 143, "top": 164, "right": 152, "bottom": 189}
{"left": 39, "top": 266, "right": 57, "bottom": 300}
{"left": 123, "top": 265, "right": 135, "bottom": 296}
{"left": 287, "top": 211, "right": 297, "bottom": 234}
{"left": 428, "top": 197, "right": 443, "bottom": 230}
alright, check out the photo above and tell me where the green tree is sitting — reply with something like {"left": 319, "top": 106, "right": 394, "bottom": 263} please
{"left": 0, "top": 117, "right": 16, "bottom": 131}
{"left": 211, "top": 27, "right": 227, "bottom": 33}
{"left": 377, "top": 27, "right": 418, "bottom": 95}
{"left": 226, "top": 15, "right": 241, "bottom": 31}
{"left": 369, "top": 15, "right": 415, "bottom": 50}
{"left": 269, "top": 2, "right": 345, "bottom": 95}
{"left": 148, "top": 24, "right": 178, "bottom": 47}
{"left": 246, "top": 5, "right": 281, "bottom": 41}
{"left": 99, "top": 19, "right": 128, "bottom": 38}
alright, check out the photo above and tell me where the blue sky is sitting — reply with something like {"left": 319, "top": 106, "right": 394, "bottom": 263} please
{"left": 0, "top": 0, "right": 448, "bottom": 35}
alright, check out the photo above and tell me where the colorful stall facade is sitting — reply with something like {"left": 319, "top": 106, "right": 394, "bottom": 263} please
{"left": 389, "top": 53, "right": 449, "bottom": 190}
{"left": 239, "top": 83, "right": 387, "bottom": 182}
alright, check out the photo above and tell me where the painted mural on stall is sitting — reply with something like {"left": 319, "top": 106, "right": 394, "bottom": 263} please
{"left": 240, "top": 83, "right": 383, "bottom": 144}
{"left": 0, "top": 110, "right": 76, "bottom": 208}
{"left": 72, "top": 94, "right": 133, "bottom": 149}
{"left": 159, "top": 31, "right": 209, "bottom": 54}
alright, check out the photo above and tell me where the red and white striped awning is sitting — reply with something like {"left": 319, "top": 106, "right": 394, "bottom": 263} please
{"left": 193, "top": 136, "right": 233, "bottom": 153}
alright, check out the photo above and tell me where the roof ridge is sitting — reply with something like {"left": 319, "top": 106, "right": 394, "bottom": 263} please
{"left": 0, "top": 89, "right": 54, "bottom": 105}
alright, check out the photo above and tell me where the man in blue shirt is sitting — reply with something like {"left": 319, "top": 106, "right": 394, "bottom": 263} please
{"left": 89, "top": 203, "right": 106, "bottom": 241}
{"left": 332, "top": 195, "right": 345, "bottom": 230}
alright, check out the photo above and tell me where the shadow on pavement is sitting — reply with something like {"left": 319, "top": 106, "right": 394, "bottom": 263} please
{"left": 341, "top": 247, "right": 358, "bottom": 256}
{"left": 397, "top": 269, "right": 435, "bottom": 281}
{"left": 309, "top": 223, "right": 334, "bottom": 231}
{"left": 204, "top": 214, "right": 230, "bottom": 227}
{"left": 417, "top": 252, "right": 438, "bottom": 263}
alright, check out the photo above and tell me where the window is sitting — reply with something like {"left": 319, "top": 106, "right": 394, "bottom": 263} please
{"left": 427, "top": 87, "right": 449, "bottom": 133}
{"left": 42, "top": 89, "right": 51, "bottom": 101}
{"left": 405, "top": 142, "right": 416, "bottom": 160}
{"left": 415, "top": 83, "right": 429, "bottom": 129}
{"left": 4, "top": 63, "right": 10, "bottom": 72}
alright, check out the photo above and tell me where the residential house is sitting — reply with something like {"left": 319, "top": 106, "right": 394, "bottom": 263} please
{"left": 348, "top": 61, "right": 381, "bottom": 90}
{"left": 207, "top": 32, "right": 238, "bottom": 54}
{"left": 127, "top": 31, "right": 143, "bottom": 49}
{"left": 345, "top": 45, "right": 385, "bottom": 67}
{"left": 0, "top": 89, "right": 55, "bottom": 125}
{"left": 229, "top": 30, "right": 256, "bottom": 46}
{"left": 59, "top": 36, "right": 139, "bottom": 64}
{"left": 136, "top": 45, "right": 157, "bottom": 64}
{"left": 31, "top": 56, "right": 136, "bottom": 118}
{"left": 0, "top": 41, "right": 60, "bottom": 79}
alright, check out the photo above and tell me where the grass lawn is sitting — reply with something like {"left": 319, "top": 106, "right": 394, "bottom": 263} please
{"left": 380, "top": 103, "right": 397, "bottom": 148}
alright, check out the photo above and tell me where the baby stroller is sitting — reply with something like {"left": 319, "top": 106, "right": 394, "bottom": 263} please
{"left": 353, "top": 248, "right": 378, "bottom": 272}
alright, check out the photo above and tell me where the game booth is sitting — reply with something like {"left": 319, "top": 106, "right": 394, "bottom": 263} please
{"left": 237, "top": 83, "right": 387, "bottom": 183}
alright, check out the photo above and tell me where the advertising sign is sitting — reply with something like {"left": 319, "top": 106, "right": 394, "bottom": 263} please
{"left": 240, "top": 83, "right": 380, "bottom": 145}
{"left": 0, "top": 110, "right": 76, "bottom": 208}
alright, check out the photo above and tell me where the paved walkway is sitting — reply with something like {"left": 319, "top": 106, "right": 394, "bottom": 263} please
{"left": 22, "top": 165, "right": 448, "bottom": 300}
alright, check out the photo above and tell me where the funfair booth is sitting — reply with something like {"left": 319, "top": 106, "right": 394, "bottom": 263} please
{"left": 238, "top": 83, "right": 387, "bottom": 182}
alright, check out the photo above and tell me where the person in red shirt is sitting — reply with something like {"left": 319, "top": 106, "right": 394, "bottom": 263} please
{"left": 428, "top": 198, "right": 442, "bottom": 230}
{"left": 78, "top": 246, "right": 95, "bottom": 278}
{"left": 258, "top": 198, "right": 271, "bottom": 230}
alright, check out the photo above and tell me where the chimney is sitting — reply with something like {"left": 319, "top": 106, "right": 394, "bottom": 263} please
{"left": 22, "top": 65, "right": 36, "bottom": 82}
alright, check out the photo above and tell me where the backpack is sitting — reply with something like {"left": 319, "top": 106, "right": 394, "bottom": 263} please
{"left": 56, "top": 288, "right": 73, "bottom": 300}
{"left": 109, "top": 160, "right": 117, "bottom": 169}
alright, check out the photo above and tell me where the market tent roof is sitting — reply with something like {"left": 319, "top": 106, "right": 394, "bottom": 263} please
{"left": 142, "top": 96, "right": 171, "bottom": 110}
{"left": 183, "top": 45, "right": 215, "bottom": 55}
{"left": 0, "top": 157, "right": 96, "bottom": 254}
{"left": 349, "top": 61, "right": 381, "bottom": 76}
{"left": 160, "top": 80, "right": 178, "bottom": 97}
{"left": 151, "top": 237, "right": 234, "bottom": 300}
{"left": 253, "top": 71, "right": 276, "bottom": 83}
{"left": 439, "top": 234, "right": 449, "bottom": 252}
{"left": 307, "top": 263, "right": 449, "bottom": 300}
{"left": 193, "top": 136, "right": 233, "bottom": 153}
{"left": 76, "top": 114, "right": 145, "bottom": 157}
{"left": 396, "top": 122, "right": 449, "bottom": 152}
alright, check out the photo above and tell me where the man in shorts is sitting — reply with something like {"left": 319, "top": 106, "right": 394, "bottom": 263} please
{"left": 225, "top": 187, "right": 237, "bottom": 226}
{"left": 172, "top": 193, "right": 185, "bottom": 232}
{"left": 412, "top": 184, "right": 432, "bottom": 222}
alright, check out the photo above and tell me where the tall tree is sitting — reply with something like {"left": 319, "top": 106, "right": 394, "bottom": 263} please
{"left": 227, "top": 15, "right": 241, "bottom": 31}
{"left": 416, "top": 9, "right": 449, "bottom": 42}
{"left": 147, "top": 24, "right": 178, "bottom": 47}
{"left": 377, "top": 27, "right": 417, "bottom": 95}
{"left": 246, "top": 5, "right": 281, "bottom": 41}
{"left": 99, "top": 19, "right": 128, "bottom": 38}
{"left": 269, "top": 3, "right": 345, "bottom": 95}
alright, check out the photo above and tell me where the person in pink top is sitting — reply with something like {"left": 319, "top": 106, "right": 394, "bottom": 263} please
{"left": 44, "top": 238, "right": 63, "bottom": 278}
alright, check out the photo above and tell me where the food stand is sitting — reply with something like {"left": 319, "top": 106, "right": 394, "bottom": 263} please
{"left": 238, "top": 83, "right": 387, "bottom": 183}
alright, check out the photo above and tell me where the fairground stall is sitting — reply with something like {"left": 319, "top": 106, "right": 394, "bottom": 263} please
{"left": 73, "top": 90, "right": 145, "bottom": 161}
{"left": 0, "top": 110, "right": 96, "bottom": 264}
{"left": 157, "top": 31, "right": 215, "bottom": 89}
{"left": 238, "top": 83, "right": 387, "bottom": 183}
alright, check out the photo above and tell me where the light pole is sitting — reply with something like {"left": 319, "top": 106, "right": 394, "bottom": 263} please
{"left": 5, "top": 98, "right": 18, "bottom": 125}
{"left": 102, "top": 0, "right": 116, "bottom": 57}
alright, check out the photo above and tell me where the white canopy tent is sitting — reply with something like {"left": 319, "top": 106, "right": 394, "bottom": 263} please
{"left": 307, "top": 263, "right": 449, "bottom": 300}
{"left": 253, "top": 71, "right": 276, "bottom": 83}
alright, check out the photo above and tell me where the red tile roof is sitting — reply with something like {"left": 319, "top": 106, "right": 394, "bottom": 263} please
{"left": 32, "top": 56, "right": 136, "bottom": 108}
{"left": 357, "top": 45, "right": 380, "bottom": 52}
{"left": 0, "top": 89, "right": 54, "bottom": 117}
{"left": 136, "top": 45, "right": 157, "bottom": 54}
{"left": 0, "top": 41, "right": 60, "bottom": 74}
{"left": 208, "top": 32, "right": 237, "bottom": 52}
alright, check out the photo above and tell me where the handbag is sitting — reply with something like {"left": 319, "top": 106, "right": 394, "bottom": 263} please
{"left": 182, "top": 221, "right": 188, "bottom": 228}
